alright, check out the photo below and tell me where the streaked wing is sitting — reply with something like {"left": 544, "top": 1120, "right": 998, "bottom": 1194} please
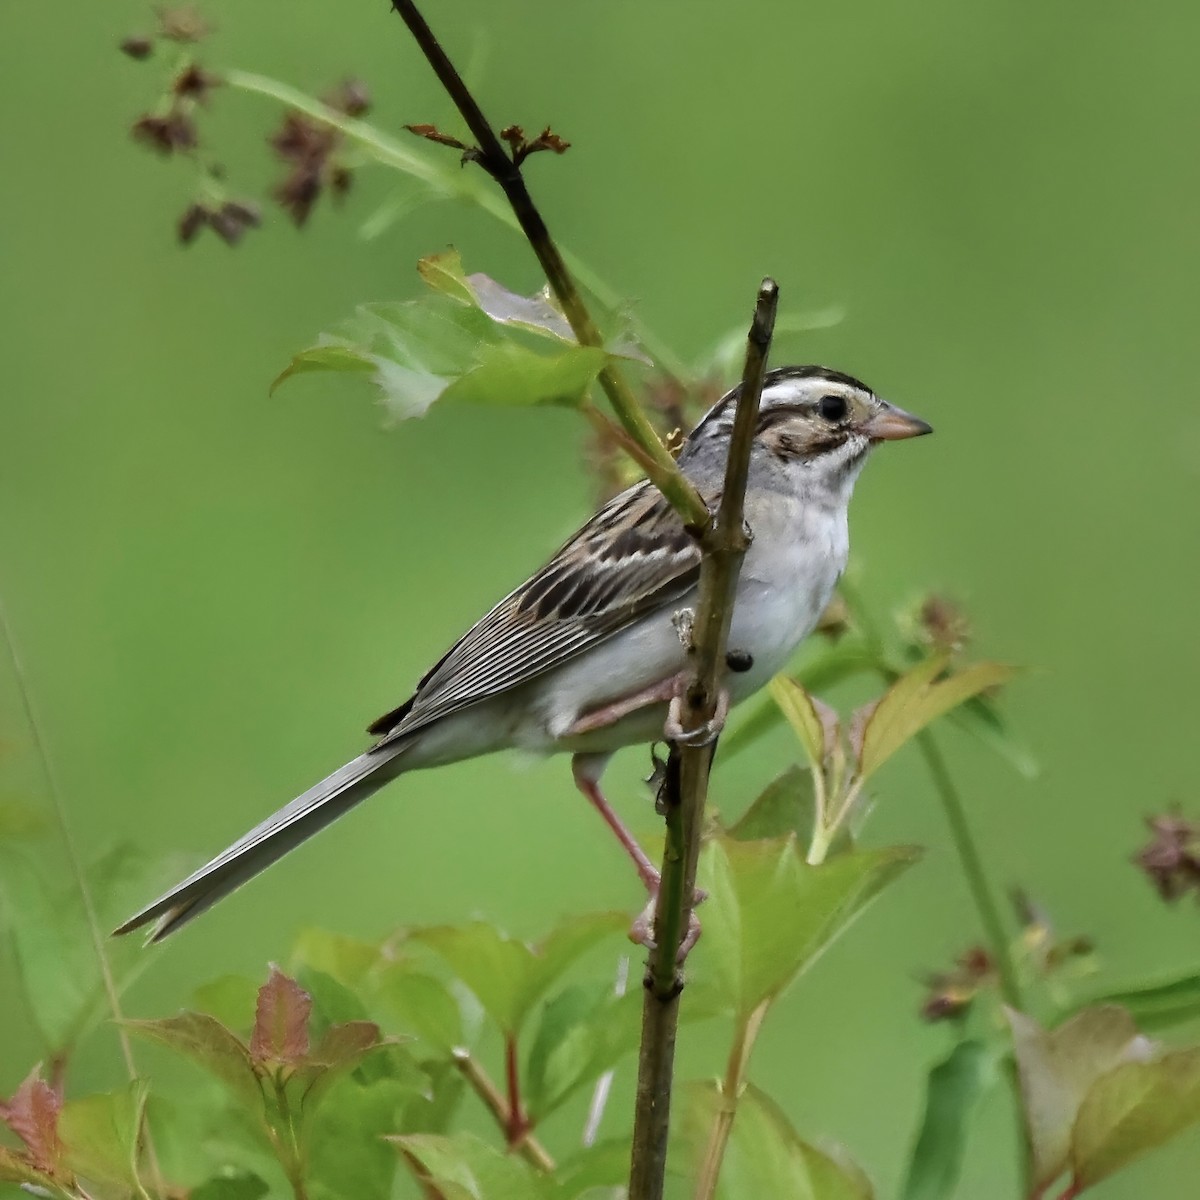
{"left": 369, "top": 480, "right": 701, "bottom": 743}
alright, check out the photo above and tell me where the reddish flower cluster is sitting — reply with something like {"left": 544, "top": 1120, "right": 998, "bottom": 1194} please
{"left": 1135, "top": 811, "right": 1200, "bottom": 902}
{"left": 269, "top": 80, "right": 372, "bottom": 227}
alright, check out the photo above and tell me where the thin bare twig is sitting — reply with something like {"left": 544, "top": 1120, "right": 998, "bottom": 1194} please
{"left": 388, "top": 0, "right": 708, "bottom": 527}
{"left": 627, "top": 280, "right": 778, "bottom": 1200}
{"left": 451, "top": 1049, "right": 555, "bottom": 1172}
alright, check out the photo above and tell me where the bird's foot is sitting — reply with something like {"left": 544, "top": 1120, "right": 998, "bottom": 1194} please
{"left": 664, "top": 687, "right": 730, "bottom": 748}
{"left": 629, "top": 882, "right": 708, "bottom": 962}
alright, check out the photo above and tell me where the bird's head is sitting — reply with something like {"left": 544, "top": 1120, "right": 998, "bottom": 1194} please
{"left": 682, "top": 364, "right": 931, "bottom": 489}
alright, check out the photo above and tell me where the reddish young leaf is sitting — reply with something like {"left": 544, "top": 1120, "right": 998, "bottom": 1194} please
{"left": 250, "top": 966, "right": 312, "bottom": 1065}
{"left": 0, "top": 1066, "right": 63, "bottom": 1174}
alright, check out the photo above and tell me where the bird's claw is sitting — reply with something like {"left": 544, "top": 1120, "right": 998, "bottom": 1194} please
{"left": 629, "top": 886, "right": 708, "bottom": 963}
{"left": 664, "top": 689, "right": 730, "bottom": 748}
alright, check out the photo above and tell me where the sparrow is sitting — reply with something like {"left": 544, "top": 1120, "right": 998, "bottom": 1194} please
{"left": 116, "top": 365, "right": 931, "bottom": 942}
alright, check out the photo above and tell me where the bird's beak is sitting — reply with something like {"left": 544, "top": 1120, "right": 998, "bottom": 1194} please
{"left": 861, "top": 401, "right": 933, "bottom": 442}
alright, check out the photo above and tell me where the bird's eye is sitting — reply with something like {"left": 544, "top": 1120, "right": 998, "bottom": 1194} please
{"left": 817, "top": 394, "right": 848, "bottom": 422}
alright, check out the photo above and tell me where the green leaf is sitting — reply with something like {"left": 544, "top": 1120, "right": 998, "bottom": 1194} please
{"left": 901, "top": 1041, "right": 1000, "bottom": 1200}
{"left": 126, "top": 1012, "right": 261, "bottom": 1110}
{"left": 698, "top": 836, "right": 920, "bottom": 1018}
{"left": 947, "top": 694, "right": 1039, "bottom": 780}
{"left": 59, "top": 1082, "right": 148, "bottom": 1191}
{"left": 292, "top": 927, "right": 380, "bottom": 988}
{"left": 524, "top": 984, "right": 640, "bottom": 1120}
{"left": 767, "top": 675, "right": 838, "bottom": 767}
{"left": 377, "top": 969, "right": 466, "bottom": 1052}
{"left": 440, "top": 341, "right": 606, "bottom": 408}
{"left": 399, "top": 1058, "right": 468, "bottom": 1134}
{"left": 1007, "top": 1005, "right": 1147, "bottom": 1193}
{"left": 0, "top": 841, "right": 192, "bottom": 1054}
{"left": 394, "top": 1131, "right": 556, "bottom": 1200}
{"left": 411, "top": 911, "right": 626, "bottom": 1034}
{"left": 683, "top": 1081, "right": 873, "bottom": 1199}
{"left": 727, "top": 765, "right": 815, "bottom": 843}
{"left": 0, "top": 798, "right": 45, "bottom": 839}
{"left": 1071, "top": 1046, "right": 1200, "bottom": 1188}
{"left": 418, "top": 248, "right": 478, "bottom": 305}
{"left": 552, "top": 1139, "right": 630, "bottom": 1195}
{"left": 854, "top": 656, "right": 1018, "bottom": 781}
{"left": 1084, "top": 971, "right": 1200, "bottom": 1032}
{"left": 191, "top": 1171, "right": 270, "bottom": 1200}
{"left": 307, "top": 1077, "right": 411, "bottom": 1200}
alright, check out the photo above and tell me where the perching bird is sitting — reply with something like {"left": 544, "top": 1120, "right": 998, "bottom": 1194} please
{"left": 116, "top": 366, "right": 930, "bottom": 942}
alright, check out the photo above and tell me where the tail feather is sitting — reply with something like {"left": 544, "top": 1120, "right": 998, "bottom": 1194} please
{"left": 113, "top": 745, "right": 405, "bottom": 942}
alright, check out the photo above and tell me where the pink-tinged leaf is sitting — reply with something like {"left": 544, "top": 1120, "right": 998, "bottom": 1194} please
{"left": 251, "top": 966, "right": 312, "bottom": 1065}
{"left": 126, "top": 1012, "right": 261, "bottom": 1109}
{"left": 0, "top": 1066, "right": 63, "bottom": 1174}
{"left": 309, "top": 1020, "right": 385, "bottom": 1069}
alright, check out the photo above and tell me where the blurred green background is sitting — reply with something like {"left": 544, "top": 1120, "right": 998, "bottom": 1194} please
{"left": 4, "top": 0, "right": 1200, "bottom": 1195}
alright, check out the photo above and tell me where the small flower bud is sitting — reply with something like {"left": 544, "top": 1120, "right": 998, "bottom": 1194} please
{"left": 119, "top": 35, "right": 154, "bottom": 60}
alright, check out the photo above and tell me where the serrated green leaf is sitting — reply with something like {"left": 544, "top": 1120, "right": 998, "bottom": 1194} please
{"left": 440, "top": 341, "right": 605, "bottom": 408}
{"left": 1007, "top": 1005, "right": 1148, "bottom": 1193}
{"left": 307, "top": 1076, "right": 411, "bottom": 1200}
{"left": 377, "top": 969, "right": 465, "bottom": 1052}
{"left": 126, "top": 1012, "right": 260, "bottom": 1110}
{"left": 412, "top": 911, "right": 625, "bottom": 1034}
{"left": 697, "top": 836, "right": 919, "bottom": 1018}
{"left": 727, "top": 765, "right": 816, "bottom": 843}
{"left": 1071, "top": 1046, "right": 1200, "bottom": 1188}
{"left": 1083, "top": 971, "right": 1200, "bottom": 1032}
{"left": 0, "top": 841, "right": 192, "bottom": 1054}
{"left": 683, "top": 1081, "right": 872, "bottom": 1199}
{"left": 59, "top": 1082, "right": 148, "bottom": 1191}
{"left": 901, "top": 1041, "right": 1000, "bottom": 1200}
{"left": 524, "top": 985, "right": 640, "bottom": 1120}
{"left": 855, "top": 657, "right": 1017, "bottom": 781}
{"left": 418, "top": 249, "right": 478, "bottom": 305}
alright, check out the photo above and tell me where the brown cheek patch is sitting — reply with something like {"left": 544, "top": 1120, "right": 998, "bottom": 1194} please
{"left": 766, "top": 428, "right": 847, "bottom": 461}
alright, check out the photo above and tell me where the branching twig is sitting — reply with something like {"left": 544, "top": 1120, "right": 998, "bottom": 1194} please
{"left": 627, "top": 280, "right": 778, "bottom": 1200}
{"left": 388, "top": 0, "right": 708, "bottom": 527}
{"left": 451, "top": 1049, "right": 555, "bottom": 1172}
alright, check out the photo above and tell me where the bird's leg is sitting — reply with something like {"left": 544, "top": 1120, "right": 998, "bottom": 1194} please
{"left": 571, "top": 752, "right": 704, "bottom": 958}
{"left": 565, "top": 672, "right": 687, "bottom": 737}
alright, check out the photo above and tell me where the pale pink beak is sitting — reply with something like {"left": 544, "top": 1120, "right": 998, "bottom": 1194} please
{"left": 861, "top": 401, "right": 933, "bottom": 442}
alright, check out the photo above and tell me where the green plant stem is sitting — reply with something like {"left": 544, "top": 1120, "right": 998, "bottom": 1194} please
{"left": 692, "top": 999, "right": 770, "bottom": 1200}
{"left": 837, "top": 577, "right": 1023, "bottom": 1011}
{"left": 0, "top": 597, "right": 166, "bottom": 1198}
{"left": 627, "top": 281, "right": 777, "bottom": 1200}
{"left": 915, "top": 729, "right": 1022, "bottom": 1010}
{"left": 387, "top": 1, "right": 708, "bottom": 525}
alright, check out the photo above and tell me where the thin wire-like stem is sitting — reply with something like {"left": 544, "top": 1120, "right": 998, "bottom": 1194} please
{"left": 628, "top": 280, "right": 778, "bottom": 1200}
{"left": 0, "top": 598, "right": 165, "bottom": 1195}
{"left": 388, "top": 0, "right": 708, "bottom": 527}
{"left": 836, "top": 577, "right": 1023, "bottom": 1011}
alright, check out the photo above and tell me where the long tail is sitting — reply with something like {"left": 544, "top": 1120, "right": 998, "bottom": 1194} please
{"left": 113, "top": 743, "right": 406, "bottom": 943}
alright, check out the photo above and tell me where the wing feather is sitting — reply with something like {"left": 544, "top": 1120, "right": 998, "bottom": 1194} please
{"left": 370, "top": 480, "right": 701, "bottom": 744}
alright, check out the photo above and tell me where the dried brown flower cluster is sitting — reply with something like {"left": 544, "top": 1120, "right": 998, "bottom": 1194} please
{"left": 1134, "top": 810, "right": 1200, "bottom": 902}
{"left": 269, "top": 80, "right": 371, "bottom": 227}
